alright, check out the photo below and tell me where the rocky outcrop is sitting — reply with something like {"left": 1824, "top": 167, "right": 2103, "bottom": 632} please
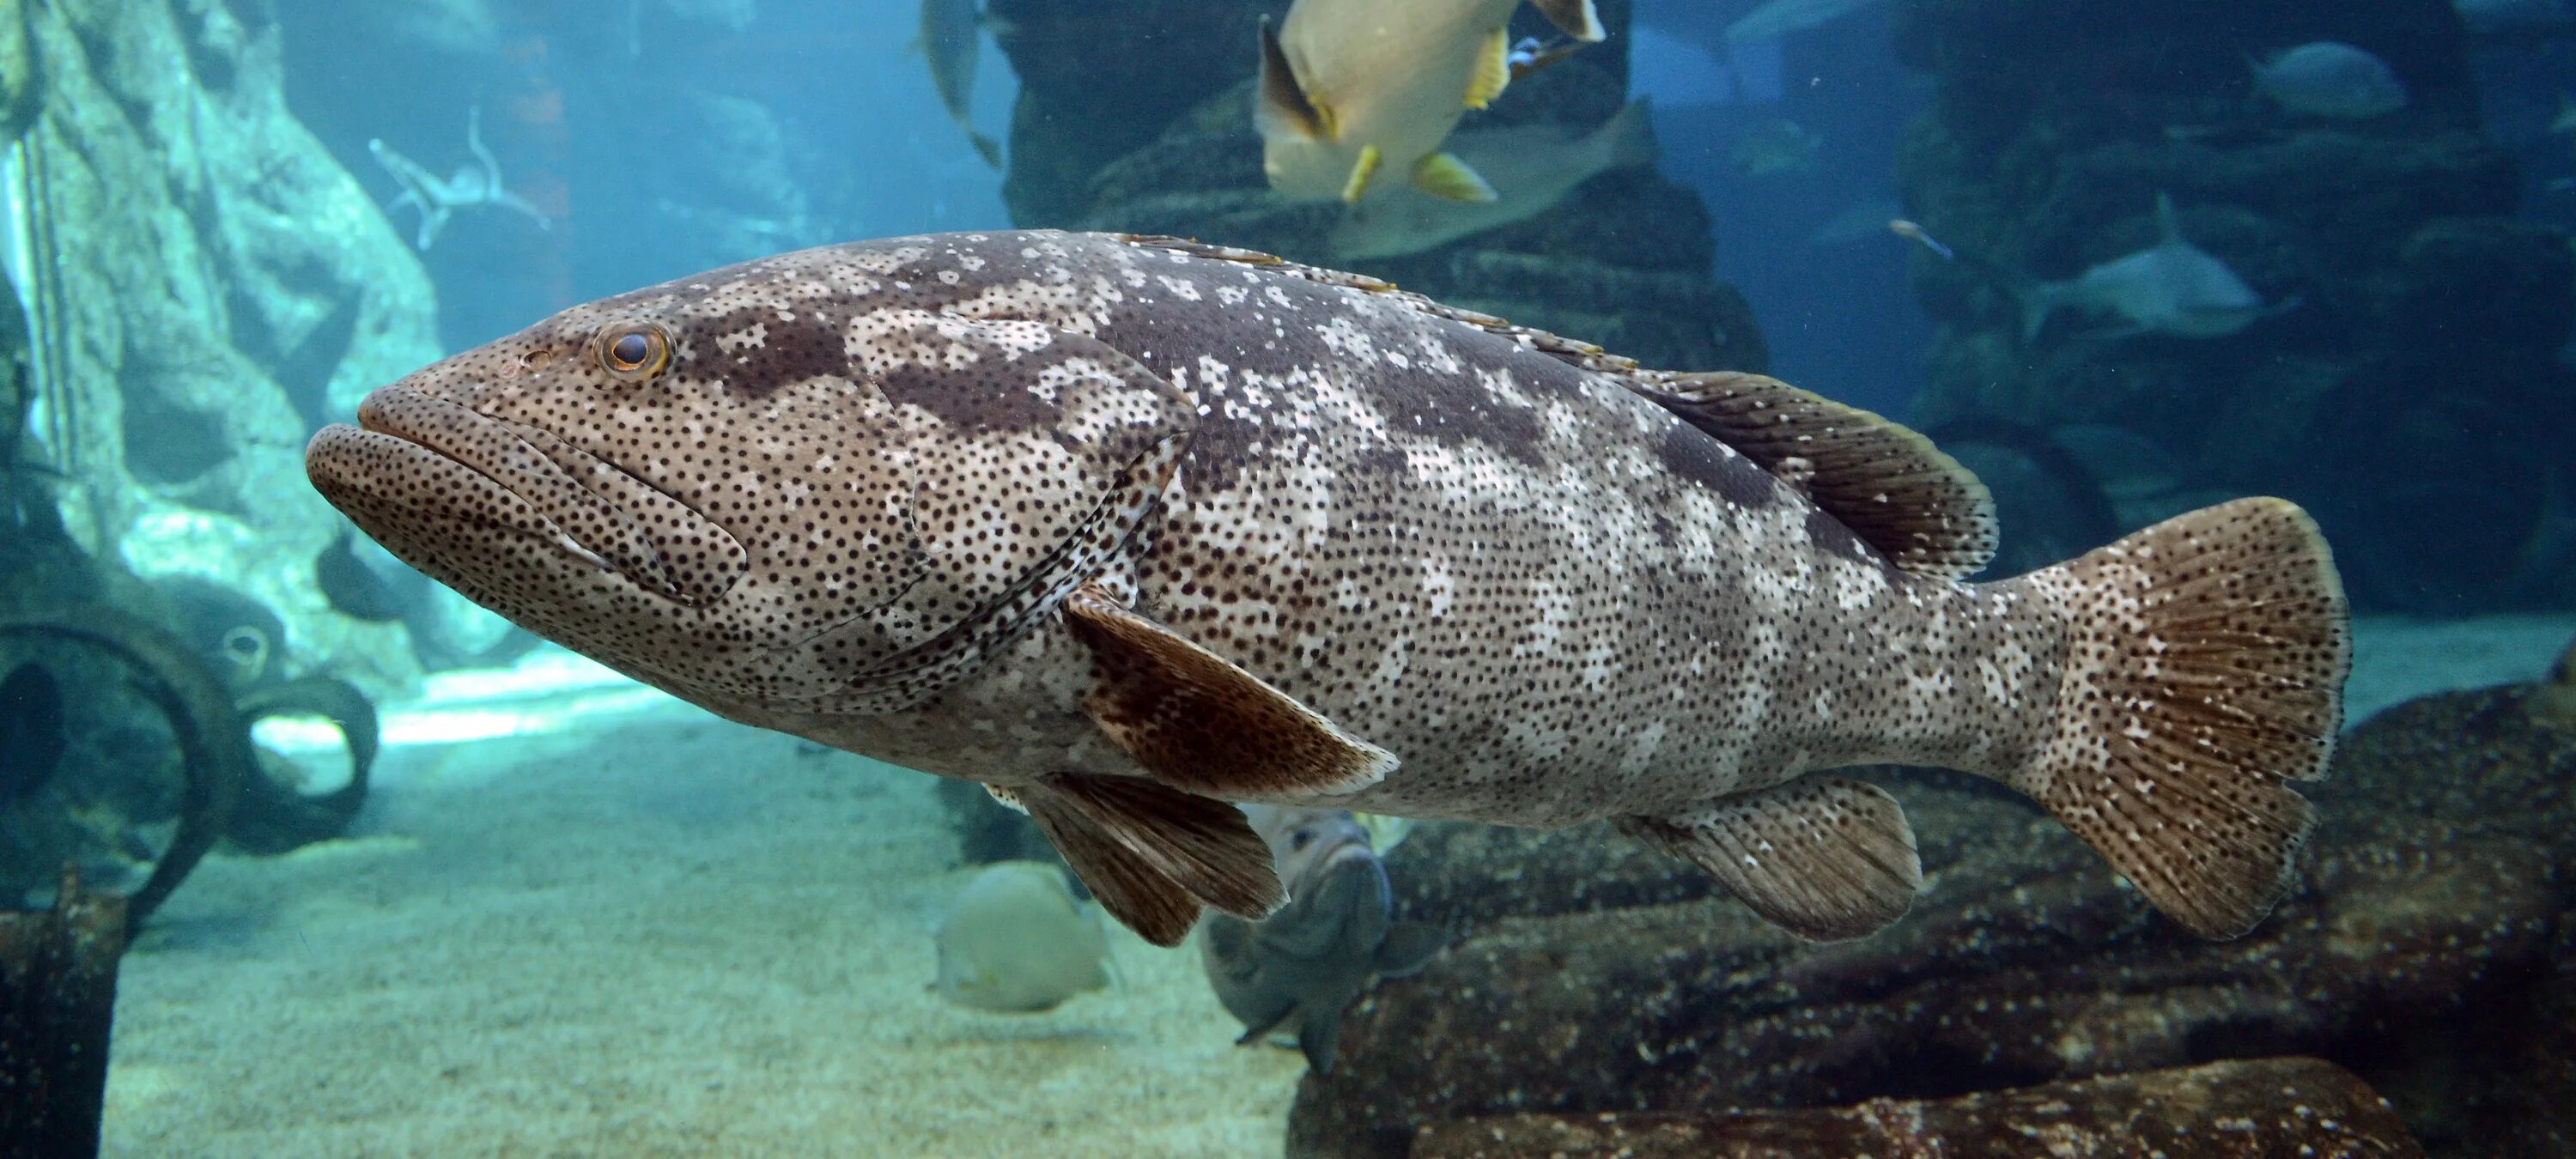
{"left": 11, "top": 0, "right": 445, "bottom": 695}
{"left": 1890, "top": 0, "right": 2576, "bottom": 612}
{"left": 987, "top": 0, "right": 1767, "bottom": 373}
{"left": 1286, "top": 653, "right": 2576, "bottom": 1158}
{"left": 1404, "top": 1058, "right": 2425, "bottom": 1159}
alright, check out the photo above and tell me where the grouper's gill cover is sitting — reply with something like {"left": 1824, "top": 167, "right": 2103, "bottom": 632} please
{"left": 307, "top": 239, "right": 1194, "bottom": 713}
{"left": 307, "top": 230, "right": 2351, "bottom": 954}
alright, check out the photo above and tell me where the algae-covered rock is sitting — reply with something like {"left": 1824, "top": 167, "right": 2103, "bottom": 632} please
{"left": 987, "top": 0, "right": 1765, "bottom": 373}
{"left": 1401, "top": 1058, "right": 2425, "bottom": 1159}
{"left": 15, "top": 0, "right": 444, "bottom": 696}
{"left": 1287, "top": 668, "right": 2576, "bottom": 1158}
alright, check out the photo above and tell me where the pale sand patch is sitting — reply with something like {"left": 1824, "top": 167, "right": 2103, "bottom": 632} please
{"left": 101, "top": 711, "right": 1305, "bottom": 1156}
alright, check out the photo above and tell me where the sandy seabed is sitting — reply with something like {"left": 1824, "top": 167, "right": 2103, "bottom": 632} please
{"left": 94, "top": 613, "right": 2576, "bottom": 1156}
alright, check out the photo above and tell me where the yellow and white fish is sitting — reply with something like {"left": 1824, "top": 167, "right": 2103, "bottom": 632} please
{"left": 1257, "top": 0, "right": 1605, "bottom": 204}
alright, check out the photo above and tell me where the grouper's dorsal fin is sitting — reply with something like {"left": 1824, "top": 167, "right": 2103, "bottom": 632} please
{"left": 1628, "top": 370, "right": 2000, "bottom": 580}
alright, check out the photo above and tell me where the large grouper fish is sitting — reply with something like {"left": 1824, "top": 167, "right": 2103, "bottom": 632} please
{"left": 306, "top": 231, "right": 2350, "bottom": 948}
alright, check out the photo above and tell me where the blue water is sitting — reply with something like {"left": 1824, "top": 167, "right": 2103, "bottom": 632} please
{"left": 3, "top": 1, "right": 2573, "bottom": 1155}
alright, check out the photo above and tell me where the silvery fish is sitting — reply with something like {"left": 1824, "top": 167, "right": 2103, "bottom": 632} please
{"left": 305, "top": 230, "right": 2351, "bottom": 950}
{"left": 2250, "top": 41, "right": 2408, "bottom": 120}
{"left": 1327, "top": 102, "right": 1657, "bottom": 262}
{"left": 1199, "top": 806, "right": 1444, "bottom": 1074}
{"left": 1256, "top": 0, "right": 1604, "bottom": 203}
{"left": 2023, "top": 193, "right": 2297, "bottom": 341}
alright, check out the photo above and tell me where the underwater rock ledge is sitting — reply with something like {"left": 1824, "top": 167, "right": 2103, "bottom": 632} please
{"left": 1285, "top": 661, "right": 2576, "bottom": 1158}
{"left": 1401, "top": 1057, "right": 2424, "bottom": 1159}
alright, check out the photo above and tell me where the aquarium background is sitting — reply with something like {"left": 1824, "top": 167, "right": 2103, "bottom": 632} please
{"left": 0, "top": 0, "right": 2568, "bottom": 1155}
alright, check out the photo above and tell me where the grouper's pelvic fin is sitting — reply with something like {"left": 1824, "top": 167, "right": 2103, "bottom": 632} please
{"left": 2011, "top": 495, "right": 2348, "bottom": 939}
{"left": 1010, "top": 772, "right": 1285, "bottom": 948}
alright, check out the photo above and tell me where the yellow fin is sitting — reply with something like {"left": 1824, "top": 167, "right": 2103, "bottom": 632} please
{"left": 1466, "top": 27, "right": 1510, "bottom": 109}
{"left": 1340, "top": 144, "right": 1384, "bottom": 203}
{"left": 1410, "top": 151, "right": 1498, "bottom": 203}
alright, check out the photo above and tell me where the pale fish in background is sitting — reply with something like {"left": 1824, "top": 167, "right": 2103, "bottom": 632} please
{"left": 1198, "top": 808, "right": 1444, "bottom": 1074}
{"left": 1730, "top": 117, "right": 1822, "bottom": 176}
{"left": 2022, "top": 193, "right": 2297, "bottom": 341}
{"left": 2457, "top": 0, "right": 2570, "bottom": 33}
{"left": 1888, "top": 219, "right": 1955, "bottom": 260}
{"left": 933, "top": 861, "right": 1112, "bottom": 1013}
{"left": 2250, "top": 42, "right": 2408, "bottom": 120}
{"left": 917, "top": 0, "right": 1002, "bottom": 168}
{"left": 1808, "top": 196, "right": 1905, "bottom": 247}
{"left": 1257, "top": 0, "right": 1605, "bottom": 204}
{"left": 1327, "top": 102, "right": 1656, "bottom": 260}
{"left": 1726, "top": 0, "right": 1890, "bottom": 44}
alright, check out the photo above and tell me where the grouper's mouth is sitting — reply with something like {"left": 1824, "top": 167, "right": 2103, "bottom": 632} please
{"left": 305, "top": 385, "right": 746, "bottom": 606}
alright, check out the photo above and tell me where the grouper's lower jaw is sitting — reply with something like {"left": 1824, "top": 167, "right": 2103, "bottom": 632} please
{"left": 306, "top": 421, "right": 623, "bottom": 589}
{"left": 307, "top": 385, "right": 739, "bottom": 607}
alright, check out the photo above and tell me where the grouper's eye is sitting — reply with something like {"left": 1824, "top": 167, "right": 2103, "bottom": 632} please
{"left": 598, "top": 324, "right": 671, "bottom": 381}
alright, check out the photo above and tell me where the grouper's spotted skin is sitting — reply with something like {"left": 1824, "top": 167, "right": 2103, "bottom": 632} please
{"left": 309, "top": 231, "right": 2350, "bottom": 949}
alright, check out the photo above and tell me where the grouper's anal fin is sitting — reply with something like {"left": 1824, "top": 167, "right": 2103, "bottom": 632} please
{"left": 1619, "top": 774, "right": 1924, "bottom": 941}
{"left": 1627, "top": 370, "right": 2000, "bottom": 580}
{"left": 1062, "top": 584, "right": 1396, "bottom": 800}
{"left": 1018, "top": 771, "right": 1285, "bottom": 947}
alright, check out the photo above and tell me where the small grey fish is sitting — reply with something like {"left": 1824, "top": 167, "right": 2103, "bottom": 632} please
{"left": 918, "top": 0, "right": 1002, "bottom": 168}
{"left": 2023, "top": 193, "right": 2296, "bottom": 341}
{"left": 1199, "top": 807, "right": 1443, "bottom": 1074}
{"left": 2251, "top": 42, "right": 2407, "bottom": 120}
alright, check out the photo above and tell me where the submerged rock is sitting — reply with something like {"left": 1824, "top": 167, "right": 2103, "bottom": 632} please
{"left": 1404, "top": 1058, "right": 2424, "bottom": 1159}
{"left": 1286, "top": 666, "right": 2576, "bottom": 1158}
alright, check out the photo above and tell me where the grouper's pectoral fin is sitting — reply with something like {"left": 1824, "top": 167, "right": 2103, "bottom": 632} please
{"left": 1018, "top": 771, "right": 1285, "bottom": 948}
{"left": 1617, "top": 774, "right": 1924, "bottom": 942}
{"left": 1062, "top": 584, "right": 1397, "bottom": 800}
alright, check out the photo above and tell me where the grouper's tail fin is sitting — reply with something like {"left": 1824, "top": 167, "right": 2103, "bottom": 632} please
{"left": 2014, "top": 496, "right": 2350, "bottom": 939}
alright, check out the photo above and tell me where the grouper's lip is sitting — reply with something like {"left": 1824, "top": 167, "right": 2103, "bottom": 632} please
{"left": 315, "top": 385, "right": 738, "bottom": 605}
